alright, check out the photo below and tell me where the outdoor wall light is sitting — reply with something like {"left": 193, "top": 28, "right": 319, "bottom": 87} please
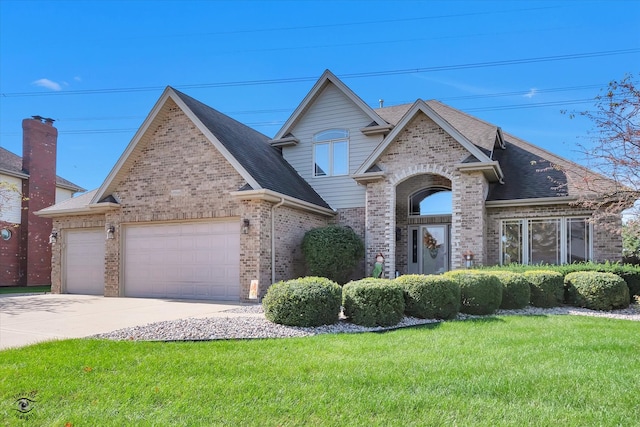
{"left": 106, "top": 225, "right": 115, "bottom": 240}
{"left": 463, "top": 250, "right": 475, "bottom": 268}
{"left": 242, "top": 219, "right": 250, "bottom": 234}
{"left": 49, "top": 230, "right": 58, "bottom": 244}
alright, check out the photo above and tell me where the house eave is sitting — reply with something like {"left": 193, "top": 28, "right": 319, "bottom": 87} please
{"left": 0, "top": 168, "right": 29, "bottom": 179}
{"left": 269, "top": 136, "right": 300, "bottom": 147}
{"left": 455, "top": 161, "right": 504, "bottom": 183}
{"left": 34, "top": 202, "right": 120, "bottom": 218}
{"left": 230, "top": 189, "right": 336, "bottom": 217}
{"left": 352, "top": 172, "right": 386, "bottom": 184}
{"left": 359, "top": 124, "right": 394, "bottom": 136}
{"left": 485, "top": 196, "right": 578, "bottom": 208}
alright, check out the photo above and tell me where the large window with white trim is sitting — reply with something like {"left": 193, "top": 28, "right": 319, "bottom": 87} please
{"left": 501, "top": 217, "right": 592, "bottom": 265}
{"left": 313, "top": 129, "right": 348, "bottom": 177}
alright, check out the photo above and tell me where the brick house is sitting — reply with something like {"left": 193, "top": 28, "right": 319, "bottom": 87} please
{"left": 1, "top": 117, "right": 85, "bottom": 286}
{"left": 37, "top": 70, "right": 622, "bottom": 301}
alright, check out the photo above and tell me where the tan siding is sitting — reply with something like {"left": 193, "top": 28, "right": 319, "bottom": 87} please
{"left": 282, "top": 83, "right": 382, "bottom": 209}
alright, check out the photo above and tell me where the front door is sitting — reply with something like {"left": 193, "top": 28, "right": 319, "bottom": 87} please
{"left": 408, "top": 225, "right": 450, "bottom": 275}
{"left": 421, "top": 225, "right": 449, "bottom": 275}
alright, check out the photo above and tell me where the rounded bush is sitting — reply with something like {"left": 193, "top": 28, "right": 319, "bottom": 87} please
{"left": 491, "top": 271, "right": 531, "bottom": 309}
{"left": 342, "top": 278, "right": 405, "bottom": 327}
{"left": 395, "top": 274, "right": 460, "bottom": 320}
{"left": 262, "top": 277, "right": 342, "bottom": 327}
{"left": 524, "top": 270, "right": 564, "bottom": 307}
{"left": 565, "top": 271, "right": 630, "bottom": 311}
{"left": 301, "top": 225, "right": 365, "bottom": 284}
{"left": 444, "top": 271, "right": 502, "bottom": 315}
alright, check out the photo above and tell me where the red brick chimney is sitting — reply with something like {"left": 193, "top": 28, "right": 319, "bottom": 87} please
{"left": 19, "top": 116, "right": 57, "bottom": 285}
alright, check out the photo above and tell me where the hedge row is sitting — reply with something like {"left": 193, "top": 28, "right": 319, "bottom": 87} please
{"left": 479, "top": 262, "right": 640, "bottom": 302}
{"left": 263, "top": 265, "right": 635, "bottom": 327}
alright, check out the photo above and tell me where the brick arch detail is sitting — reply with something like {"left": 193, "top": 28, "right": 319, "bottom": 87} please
{"left": 388, "top": 164, "right": 455, "bottom": 187}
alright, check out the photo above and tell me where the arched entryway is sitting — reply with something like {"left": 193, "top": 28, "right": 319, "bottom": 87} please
{"left": 395, "top": 174, "right": 452, "bottom": 275}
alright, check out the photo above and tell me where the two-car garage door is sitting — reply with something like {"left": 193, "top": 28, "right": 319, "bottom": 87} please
{"left": 123, "top": 220, "right": 240, "bottom": 300}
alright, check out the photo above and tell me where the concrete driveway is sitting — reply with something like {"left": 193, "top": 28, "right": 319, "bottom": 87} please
{"left": 0, "top": 293, "right": 253, "bottom": 350}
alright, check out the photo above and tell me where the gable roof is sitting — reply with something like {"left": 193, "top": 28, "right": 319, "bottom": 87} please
{"left": 272, "top": 69, "right": 389, "bottom": 141}
{"left": 91, "top": 86, "right": 330, "bottom": 210}
{"left": 355, "top": 99, "right": 503, "bottom": 181}
{"left": 375, "top": 101, "right": 504, "bottom": 153}
{"left": 374, "top": 98, "right": 609, "bottom": 202}
{"left": 0, "top": 146, "right": 85, "bottom": 192}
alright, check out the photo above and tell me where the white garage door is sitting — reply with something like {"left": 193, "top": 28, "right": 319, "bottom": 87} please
{"left": 65, "top": 229, "right": 105, "bottom": 295}
{"left": 124, "top": 220, "right": 240, "bottom": 300}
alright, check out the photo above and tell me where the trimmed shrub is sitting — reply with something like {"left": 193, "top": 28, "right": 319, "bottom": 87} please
{"left": 445, "top": 272, "right": 502, "bottom": 315}
{"left": 342, "top": 278, "right": 405, "bottom": 327}
{"left": 523, "top": 270, "right": 564, "bottom": 307}
{"left": 396, "top": 274, "right": 460, "bottom": 320}
{"left": 301, "top": 225, "right": 365, "bottom": 284}
{"left": 565, "top": 271, "right": 630, "bottom": 311}
{"left": 262, "top": 277, "right": 342, "bottom": 327}
{"left": 491, "top": 271, "right": 531, "bottom": 309}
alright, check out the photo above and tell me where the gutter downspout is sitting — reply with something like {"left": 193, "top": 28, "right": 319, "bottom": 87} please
{"left": 271, "top": 198, "right": 286, "bottom": 285}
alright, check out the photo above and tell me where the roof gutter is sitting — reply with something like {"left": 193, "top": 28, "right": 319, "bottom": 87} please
{"left": 230, "top": 189, "right": 335, "bottom": 217}
{"left": 455, "top": 161, "right": 504, "bottom": 184}
{"left": 34, "top": 202, "right": 121, "bottom": 218}
{"left": 485, "top": 196, "right": 578, "bottom": 208}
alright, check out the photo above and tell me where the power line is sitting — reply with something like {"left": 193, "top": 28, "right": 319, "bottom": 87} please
{"left": 2, "top": 48, "right": 637, "bottom": 98}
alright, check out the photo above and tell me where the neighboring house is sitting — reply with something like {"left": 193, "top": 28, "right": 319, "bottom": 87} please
{"left": 0, "top": 117, "right": 85, "bottom": 286}
{"left": 37, "top": 70, "right": 622, "bottom": 301}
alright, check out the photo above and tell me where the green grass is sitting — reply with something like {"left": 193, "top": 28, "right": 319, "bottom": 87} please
{"left": 0, "top": 285, "right": 50, "bottom": 295}
{"left": 1, "top": 315, "right": 638, "bottom": 426}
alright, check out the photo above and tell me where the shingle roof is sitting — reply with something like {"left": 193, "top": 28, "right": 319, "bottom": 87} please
{"left": 375, "top": 101, "right": 499, "bottom": 153}
{"left": 172, "top": 89, "right": 331, "bottom": 209}
{"left": 487, "top": 139, "right": 568, "bottom": 200}
{"left": 375, "top": 100, "right": 586, "bottom": 201}
{"left": 0, "top": 146, "right": 85, "bottom": 192}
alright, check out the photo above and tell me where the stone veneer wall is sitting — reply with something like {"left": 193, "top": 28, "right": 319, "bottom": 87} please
{"left": 485, "top": 204, "right": 623, "bottom": 264}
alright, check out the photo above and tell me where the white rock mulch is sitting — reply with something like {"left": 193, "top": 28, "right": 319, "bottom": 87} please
{"left": 91, "top": 302, "right": 640, "bottom": 343}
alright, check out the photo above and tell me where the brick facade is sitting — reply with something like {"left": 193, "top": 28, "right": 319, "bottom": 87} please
{"left": 362, "top": 113, "right": 490, "bottom": 277}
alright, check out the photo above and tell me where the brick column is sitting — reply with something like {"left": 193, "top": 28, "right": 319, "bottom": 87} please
{"left": 20, "top": 117, "right": 57, "bottom": 285}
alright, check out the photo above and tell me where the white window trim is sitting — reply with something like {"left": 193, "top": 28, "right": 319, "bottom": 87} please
{"left": 312, "top": 129, "right": 349, "bottom": 178}
{"left": 500, "top": 217, "right": 593, "bottom": 265}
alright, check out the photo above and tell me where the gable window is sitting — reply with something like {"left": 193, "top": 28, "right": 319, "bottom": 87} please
{"left": 313, "top": 129, "right": 348, "bottom": 177}
{"left": 409, "top": 187, "right": 452, "bottom": 216}
{"left": 501, "top": 217, "right": 592, "bottom": 265}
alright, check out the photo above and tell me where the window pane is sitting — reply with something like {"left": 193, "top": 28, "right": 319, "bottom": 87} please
{"left": 568, "top": 218, "right": 590, "bottom": 263}
{"left": 332, "top": 141, "right": 348, "bottom": 175}
{"left": 314, "top": 143, "right": 329, "bottom": 176}
{"left": 314, "top": 129, "right": 348, "bottom": 141}
{"left": 529, "top": 219, "right": 560, "bottom": 264}
{"left": 502, "top": 221, "right": 522, "bottom": 264}
{"left": 419, "top": 191, "right": 452, "bottom": 215}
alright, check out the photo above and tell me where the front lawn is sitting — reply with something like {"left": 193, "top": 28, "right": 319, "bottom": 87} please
{"left": 0, "top": 285, "right": 50, "bottom": 295}
{"left": 1, "top": 315, "right": 638, "bottom": 426}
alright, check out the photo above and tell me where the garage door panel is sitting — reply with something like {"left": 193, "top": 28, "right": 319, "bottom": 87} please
{"left": 65, "top": 229, "right": 105, "bottom": 295}
{"left": 124, "top": 220, "right": 240, "bottom": 300}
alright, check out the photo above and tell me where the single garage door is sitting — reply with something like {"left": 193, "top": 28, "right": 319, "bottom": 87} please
{"left": 65, "top": 229, "right": 105, "bottom": 295}
{"left": 123, "top": 220, "right": 240, "bottom": 300}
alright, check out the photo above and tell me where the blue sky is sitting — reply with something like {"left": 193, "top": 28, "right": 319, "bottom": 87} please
{"left": 1, "top": 0, "right": 638, "bottom": 192}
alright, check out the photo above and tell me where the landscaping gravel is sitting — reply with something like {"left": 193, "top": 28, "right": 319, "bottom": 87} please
{"left": 92, "top": 303, "right": 640, "bottom": 343}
